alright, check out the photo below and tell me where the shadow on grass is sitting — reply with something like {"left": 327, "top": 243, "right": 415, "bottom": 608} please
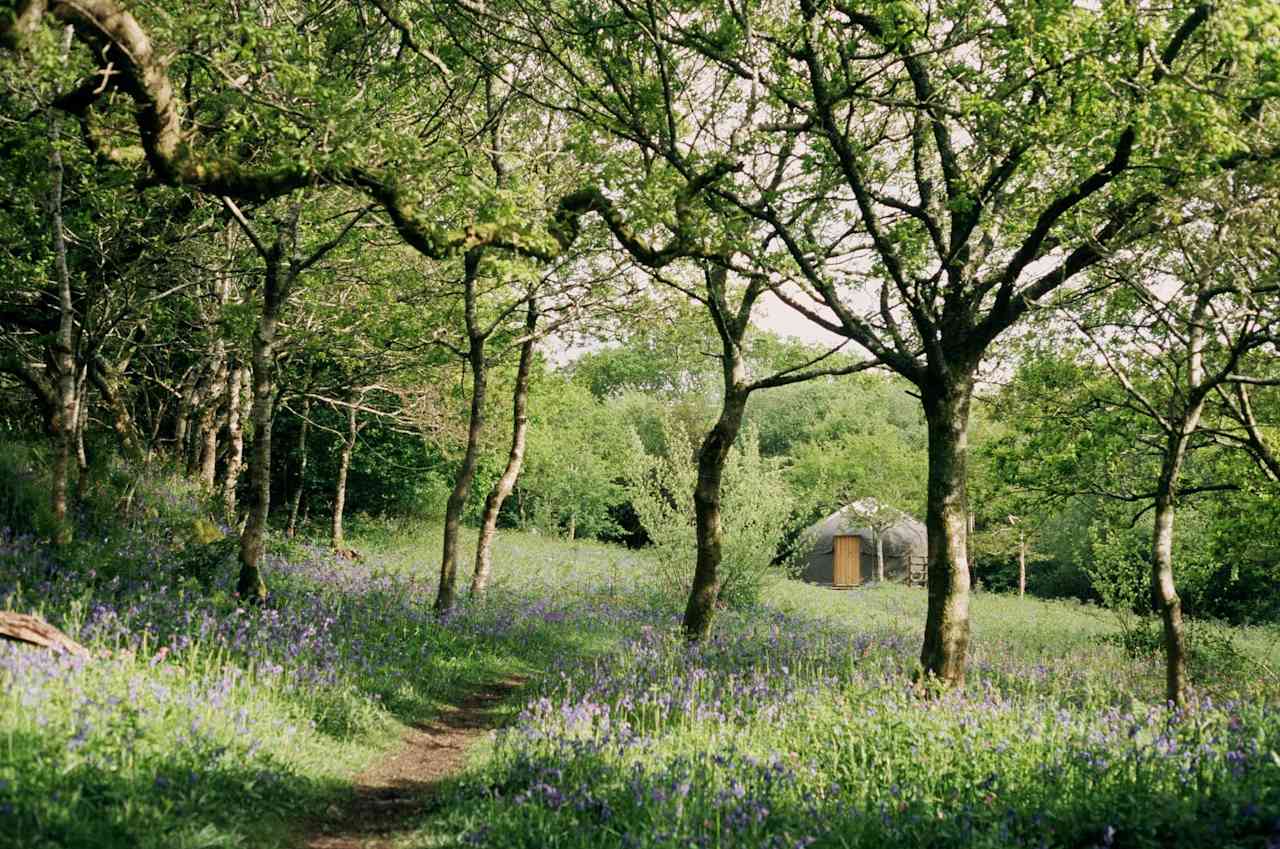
{"left": 2, "top": 729, "right": 349, "bottom": 849}
{"left": 3, "top": 531, "right": 662, "bottom": 849}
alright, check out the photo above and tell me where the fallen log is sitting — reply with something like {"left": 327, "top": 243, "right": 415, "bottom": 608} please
{"left": 0, "top": 612, "right": 89, "bottom": 657}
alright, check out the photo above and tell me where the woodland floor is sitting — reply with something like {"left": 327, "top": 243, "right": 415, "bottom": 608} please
{"left": 300, "top": 676, "right": 527, "bottom": 849}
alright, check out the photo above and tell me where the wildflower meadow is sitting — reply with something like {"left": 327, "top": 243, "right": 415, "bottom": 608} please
{"left": 4, "top": 510, "right": 1280, "bottom": 848}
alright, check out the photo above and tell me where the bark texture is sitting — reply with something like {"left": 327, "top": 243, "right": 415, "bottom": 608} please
{"left": 89, "top": 356, "right": 145, "bottom": 464}
{"left": 287, "top": 397, "right": 310, "bottom": 537}
{"left": 917, "top": 378, "right": 974, "bottom": 687}
{"left": 331, "top": 400, "right": 357, "bottom": 550}
{"left": 222, "top": 362, "right": 245, "bottom": 520}
{"left": 683, "top": 387, "right": 748, "bottom": 641}
{"left": 196, "top": 360, "right": 227, "bottom": 486}
{"left": 47, "top": 67, "right": 76, "bottom": 543}
{"left": 1018, "top": 533, "right": 1026, "bottom": 598}
{"left": 471, "top": 301, "right": 538, "bottom": 597}
{"left": 1151, "top": 489, "right": 1187, "bottom": 706}
{"left": 237, "top": 247, "right": 284, "bottom": 603}
{"left": 435, "top": 250, "right": 484, "bottom": 616}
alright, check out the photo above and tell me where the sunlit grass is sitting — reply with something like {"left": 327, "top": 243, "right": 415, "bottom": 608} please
{"left": 5, "top": 515, "right": 1280, "bottom": 848}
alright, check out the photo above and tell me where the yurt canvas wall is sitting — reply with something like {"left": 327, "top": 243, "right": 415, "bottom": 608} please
{"left": 800, "top": 501, "right": 927, "bottom": 587}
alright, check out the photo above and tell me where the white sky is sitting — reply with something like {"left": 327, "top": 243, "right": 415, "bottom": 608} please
{"left": 754, "top": 291, "right": 848, "bottom": 348}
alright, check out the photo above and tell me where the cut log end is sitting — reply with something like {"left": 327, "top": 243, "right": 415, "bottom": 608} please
{"left": 0, "top": 611, "right": 89, "bottom": 657}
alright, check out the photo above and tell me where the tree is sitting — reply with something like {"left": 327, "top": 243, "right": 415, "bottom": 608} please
{"left": 665, "top": 0, "right": 1280, "bottom": 685}
{"left": 629, "top": 421, "right": 794, "bottom": 611}
{"left": 1060, "top": 194, "right": 1280, "bottom": 705}
{"left": 519, "top": 380, "right": 644, "bottom": 541}
{"left": 220, "top": 194, "right": 369, "bottom": 602}
{"left": 470, "top": 299, "right": 538, "bottom": 596}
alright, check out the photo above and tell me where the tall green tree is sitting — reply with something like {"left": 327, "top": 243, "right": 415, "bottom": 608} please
{"left": 670, "top": 0, "right": 1280, "bottom": 685}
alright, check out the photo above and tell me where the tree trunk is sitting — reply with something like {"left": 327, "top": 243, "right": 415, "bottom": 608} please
{"left": 1150, "top": 425, "right": 1198, "bottom": 708}
{"left": 471, "top": 302, "right": 538, "bottom": 597}
{"left": 237, "top": 254, "right": 284, "bottom": 604}
{"left": 74, "top": 372, "right": 89, "bottom": 499}
{"left": 47, "top": 80, "right": 75, "bottom": 544}
{"left": 1018, "top": 532, "right": 1026, "bottom": 598}
{"left": 683, "top": 387, "right": 749, "bottom": 642}
{"left": 876, "top": 531, "right": 885, "bottom": 583}
{"left": 436, "top": 251, "right": 486, "bottom": 616}
{"left": 197, "top": 362, "right": 226, "bottom": 487}
{"left": 90, "top": 357, "right": 145, "bottom": 464}
{"left": 187, "top": 358, "right": 224, "bottom": 478}
{"left": 917, "top": 377, "right": 975, "bottom": 688}
{"left": 174, "top": 367, "right": 199, "bottom": 456}
{"left": 286, "top": 396, "right": 310, "bottom": 537}
{"left": 331, "top": 400, "right": 357, "bottom": 550}
{"left": 222, "top": 362, "right": 245, "bottom": 521}
{"left": 437, "top": 341, "right": 486, "bottom": 614}
{"left": 1151, "top": 491, "right": 1187, "bottom": 706}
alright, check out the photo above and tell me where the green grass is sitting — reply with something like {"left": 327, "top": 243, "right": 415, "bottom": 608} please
{"left": 4, "top": 517, "right": 1280, "bottom": 848}
{"left": 0, "top": 520, "right": 643, "bottom": 848}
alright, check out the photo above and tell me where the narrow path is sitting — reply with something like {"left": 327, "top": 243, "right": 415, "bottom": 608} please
{"left": 302, "top": 676, "right": 527, "bottom": 849}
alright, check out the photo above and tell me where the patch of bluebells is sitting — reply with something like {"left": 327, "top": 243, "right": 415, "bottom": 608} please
{"left": 0, "top": 528, "right": 663, "bottom": 848}
{"left": 0, "top": 530, "right": 651, "bottom": 730}
{"left": 461, "top": 606, "right": 1280, "bottom": 848}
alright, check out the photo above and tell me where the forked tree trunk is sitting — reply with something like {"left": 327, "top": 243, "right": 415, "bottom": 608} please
{"left": 683, "top": 385, "right": 749, "bottom": 642}
{"left": 331, "top": 400, "right": 357, "bottom": 550}
{"left": 222, "top": 363, "right": 245, "bottom": 521}
{"left": 237, "top": 255, "right": 284, "bottom": 604}
{"left": 918, "top": 377, "right": 975, "bottom": 688}
{"left": 286, "top": 397, "right": 309, "bottom": 537}
{"left": 435, "top": 250, "right": 485, "bottom": 616}
{"left": 471, "top": 302, "right": 538, "bottom": 597}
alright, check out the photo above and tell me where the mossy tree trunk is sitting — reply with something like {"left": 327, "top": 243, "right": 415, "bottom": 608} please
{"left": 684, "top": 384, "right": 748, "bottom": 641}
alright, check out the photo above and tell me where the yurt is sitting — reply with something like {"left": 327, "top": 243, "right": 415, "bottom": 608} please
{"left": 799, "top": 500, "right": 927, "bottom": 588}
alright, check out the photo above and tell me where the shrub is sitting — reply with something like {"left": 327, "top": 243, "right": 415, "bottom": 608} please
{"left": 627, "top": 421, "right": 793, "bottom": 611}
{"left": 0, "top": 441, "right": 57, "bottom": 539}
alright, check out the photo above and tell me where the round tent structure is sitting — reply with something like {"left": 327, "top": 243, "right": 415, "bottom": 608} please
{"left": 799, "top": 500, "right": 927, "bottom": 588}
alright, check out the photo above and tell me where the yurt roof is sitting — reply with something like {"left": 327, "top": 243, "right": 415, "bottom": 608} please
{"left": 805, "top": 499, "right": 927, "bottom": 555}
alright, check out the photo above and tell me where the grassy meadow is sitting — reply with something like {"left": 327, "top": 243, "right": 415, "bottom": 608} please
{"left": 4, "top": 500, "right": 1280, "bottom": 848}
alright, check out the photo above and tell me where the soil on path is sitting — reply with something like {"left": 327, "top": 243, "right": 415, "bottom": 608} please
{"left": 302, "top": 676, "right": 527, "bottom": 849}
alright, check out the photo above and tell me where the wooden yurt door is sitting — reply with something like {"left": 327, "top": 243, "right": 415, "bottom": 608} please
{"left": 833, "top": 534, "right": 861, "bottom": 588}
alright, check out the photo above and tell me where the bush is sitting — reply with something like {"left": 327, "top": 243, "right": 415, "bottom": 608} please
{"left": 1096, "top": 616, "right": 1251, "bottom": 682}
{"left": 0, "top": 441, "right": 57, "bottom": 539}
{"left": 627, "top": 422, "right": 793, "bottom": 611}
